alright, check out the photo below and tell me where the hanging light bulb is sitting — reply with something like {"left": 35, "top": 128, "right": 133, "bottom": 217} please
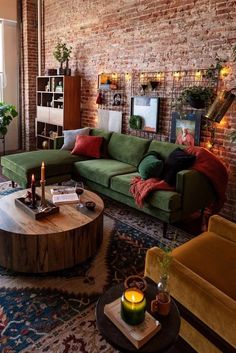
{"left": 195, "top": 70, "right": 202, "bottom": 80}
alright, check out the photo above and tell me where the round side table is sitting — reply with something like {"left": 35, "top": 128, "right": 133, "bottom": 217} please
{"left": 96, "top": 283, "right": 180, "bottom": 353}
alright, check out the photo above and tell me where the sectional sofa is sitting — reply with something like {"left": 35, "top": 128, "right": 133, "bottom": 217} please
{"left": 1, "top": 128, "right": 216, "bottom": 233}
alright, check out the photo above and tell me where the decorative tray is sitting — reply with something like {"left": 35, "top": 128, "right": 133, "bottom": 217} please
{"left": 15, "top": 194, "right": 59, "bottom": 220}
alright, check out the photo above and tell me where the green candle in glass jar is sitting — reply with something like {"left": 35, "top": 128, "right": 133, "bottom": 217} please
{"left": 121, "top": 288, "right": 146, "bottom": 325}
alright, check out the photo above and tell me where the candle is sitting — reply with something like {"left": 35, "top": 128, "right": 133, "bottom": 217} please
{"left": 41, "top": 161, "right": 45, "bottom": 181}
{"left": 121, "top": 288, "right": 146, "bottom": 325}
{"left": 31, "top": 174, "right": 36, "bottom": 208}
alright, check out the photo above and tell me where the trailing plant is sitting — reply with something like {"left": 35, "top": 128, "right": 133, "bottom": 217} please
{"left": 53, "top": 40, "right": 72, "bottom": 67}
{"left": 177, "top": 85, "right": 215, "bottom": 110}
{"left": 0, "top": 102, "right": 18, "bottom": 136}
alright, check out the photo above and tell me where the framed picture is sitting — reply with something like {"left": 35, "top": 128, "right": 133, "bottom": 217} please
{"left": 170, "top": 111, "right": 201, "bottom": 146}
{"left": 131, "top": 96, "right": 160, "bottom": 133}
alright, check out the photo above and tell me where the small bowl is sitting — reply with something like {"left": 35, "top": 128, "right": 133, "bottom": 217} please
{"left": 85, "top": 201, "right": 96, "bottom": 211}
{"left": 124, "top": 275, "right": 147, "bottom": 292}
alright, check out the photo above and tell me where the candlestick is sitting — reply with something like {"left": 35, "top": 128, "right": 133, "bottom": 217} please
{"left": 40, "top": 179, "right": 47, "bottom": 208}
{"left": 31, "top": 174, "right": 36, "bottom": 208}
{"left": 121, "top": 288, "right": 146, "bottom": 325}
{"left": 41, "top": 161, "right": 45, "bottom": 182}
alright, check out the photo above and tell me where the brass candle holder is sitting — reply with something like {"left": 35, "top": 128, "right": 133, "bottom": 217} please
{"left": 40, "top": 179, "right": 47, "bottom": 209}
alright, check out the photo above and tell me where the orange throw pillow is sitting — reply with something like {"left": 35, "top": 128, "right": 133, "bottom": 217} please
{"left": 71, "top": 135, "right": 103, "bottom": 158}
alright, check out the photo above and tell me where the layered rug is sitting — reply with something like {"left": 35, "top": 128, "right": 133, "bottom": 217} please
{"left": 0, "top": 181, "right": 193, "bottom": 353}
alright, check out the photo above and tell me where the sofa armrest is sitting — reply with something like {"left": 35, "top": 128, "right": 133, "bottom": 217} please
{"left": 176, "top": 169, "right": 215, "bottom": 214}
{"left": 53, "top": 136, "right": 64, "bottom": 149}
{"left": 209, "top": 215, "right": 236, "bottom": 243}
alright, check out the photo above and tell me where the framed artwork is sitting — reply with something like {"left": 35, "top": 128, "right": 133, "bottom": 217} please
{"left": 131, "top": 96, "right": 160, "bottom": 133}
{"left": 170, "top": 111, "right": 202, "bottom": 146}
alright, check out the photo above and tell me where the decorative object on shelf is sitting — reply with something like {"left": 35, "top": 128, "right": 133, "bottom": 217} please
{"left": 170, "top": 111, "right": 201, "bottom": 146}
{"left": 45, "top": 68, "right": 57, "bottom": 76}
{"left": 96, "top": 92, "right": 103, "bottom": 105}
{"left": 131, "top": 96, "right": 160, "bottom": 133}
{"left": 0, "top": 102, "right": 18, "bottom": 137}
{"left": 176, "top": 86, "right": 215, "bottom": 110}
{"left": 53, "top": 39, "right": 72, "bottom": 75}
{"left": 150, "top": 81, "right": 158, "bottom": 91}
{"left": 205, "top": 89, "right": 236, "bottom": 123}
{"left": 121, "top": 288, "right": 146, "bottom": 325}
{"left": 124, "top": 275, "right": 147, "bottom": 292}
{"left": 42, "top": 140, "right": 49, "bottom": 149}
{"left": 65, "top": 59, "right": 71, "bottom": 76}
{"left": 129, "top": 115, "right": 143, "bottom": 130}
{"left": 140, "top": 83, "right": 148, "bottom": 95}
{"left": 55, "top": 81, "right": 63, "bottom": 92}
{"left": 112, "top": 93, "right": 121, "bottom": 106}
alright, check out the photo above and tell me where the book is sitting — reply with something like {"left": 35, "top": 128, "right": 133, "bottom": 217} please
{"left": 104, "top": 298, "right": 161, "bottom": 349}
{"left": 50, "top": 187, "right": 79, "bottom": 205}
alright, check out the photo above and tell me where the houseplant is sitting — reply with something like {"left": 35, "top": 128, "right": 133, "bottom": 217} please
{"left": 0, "top": 102, "right": 18, "bottom": 137}
{"left": 53, "top": 40, "right": 72, "bottom": 75}
{"left": 177, "top": 86, "right": 215, "bottom": 110}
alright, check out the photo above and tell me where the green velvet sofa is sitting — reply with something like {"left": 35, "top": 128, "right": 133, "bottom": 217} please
{"left": 1, "top": 128, "right": 215, "bottom": 230}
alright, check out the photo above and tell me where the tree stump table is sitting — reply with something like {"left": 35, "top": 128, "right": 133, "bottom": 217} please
{"left": 0, "top": 186, "right": 104, "bottom": 273}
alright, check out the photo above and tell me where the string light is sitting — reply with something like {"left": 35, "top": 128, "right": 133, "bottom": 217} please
{"left": 220, "top": 66, "right": 230, "bottom": 78}
{"left": 195, "top": 70, "right": 202, "bottom": 80}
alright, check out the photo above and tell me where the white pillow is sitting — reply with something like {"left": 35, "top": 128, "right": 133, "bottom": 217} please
{"left": 61, "top": 127, "right": 90, "bottom": 150}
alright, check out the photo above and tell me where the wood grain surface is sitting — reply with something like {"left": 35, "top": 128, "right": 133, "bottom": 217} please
{"left": 0, "top": 187, "right": 104, "bottom": 273}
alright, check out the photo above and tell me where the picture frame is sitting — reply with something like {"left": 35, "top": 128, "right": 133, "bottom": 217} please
{"left": 170, "top": 111, "right": 201, "bottom": 146}
{"left": 130, "top": 96, "right": 160, "bottom": 133}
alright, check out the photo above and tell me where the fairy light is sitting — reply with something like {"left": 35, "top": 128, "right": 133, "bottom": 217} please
{"left": 156, "top": 72, "right": 163, "bottom": 81}
{"left": 173, "top": 71, "right": 181, "bottom": 80}
{"left": 206, "top": 141, "right": 213, "bottom": 149}
{"left": 125, "top": 72, "right": 131, "bottom": 81}
{"left": 220, "top": 66, "right": 231, "bottom": 78}
{"left": 195, "top": 70, "right": 202, "bottom": 80}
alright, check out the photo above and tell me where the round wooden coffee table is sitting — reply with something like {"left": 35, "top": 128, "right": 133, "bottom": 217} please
{"left": 96, "top": 283, "right": 180, "bottom": 353}
{"left": 0, "top": 186, "right": 104, "bottom": 273}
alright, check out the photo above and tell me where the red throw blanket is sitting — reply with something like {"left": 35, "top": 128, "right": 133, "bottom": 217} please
{"left": 129, "top": 177, "right": 174, "bottom": 207}
{"left": 130, "top": 147, "right": 228, "bottom": 211}
{"left": 186, "top": 146, "right": 228, "bottom": 211}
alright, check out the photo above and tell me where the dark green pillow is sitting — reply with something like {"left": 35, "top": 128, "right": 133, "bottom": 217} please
{"left": 138, "top": 155, "right": 163, "bottom": 180}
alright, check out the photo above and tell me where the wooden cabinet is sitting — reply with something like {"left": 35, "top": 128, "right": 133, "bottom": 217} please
{"left": 36, "top": 75, "right": 81, "bottom": 149}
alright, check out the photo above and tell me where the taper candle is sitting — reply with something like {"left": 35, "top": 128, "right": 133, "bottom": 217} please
{"left": 31, "top": 174, "right": 36, "bottom": 208}
{"left": 41, "top": 161, "right": 45, "bottom": 181}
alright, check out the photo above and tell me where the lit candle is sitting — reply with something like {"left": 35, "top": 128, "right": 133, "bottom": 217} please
{"left": 121, "top": 288, "right": 146, "bottom": 325}
{"left": 31, "top": 174, "right": 36, "bottom": 208}
{"left": 41, "top": 161, "right": 45, "bottom": 181}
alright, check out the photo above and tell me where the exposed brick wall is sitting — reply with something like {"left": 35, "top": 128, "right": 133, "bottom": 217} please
{"left": 20, "top": 0, "right": 37, "bottom": 150}
{"left": 25, "top": 0, "right": 235, "bottom": 220}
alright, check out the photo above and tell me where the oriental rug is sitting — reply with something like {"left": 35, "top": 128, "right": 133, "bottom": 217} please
{"left": 0, "top": 181, "right": 192, "bottom": 353}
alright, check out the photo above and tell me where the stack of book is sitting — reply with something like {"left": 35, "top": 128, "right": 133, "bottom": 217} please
{"left": 50, "top": 187, "right": 79, "bottom": 205}
{"left": 104, "top": 298, "right": 161, "bottom": 349}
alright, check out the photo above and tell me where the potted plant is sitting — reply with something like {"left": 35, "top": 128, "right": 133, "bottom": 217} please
{"left": 177, "top": 85, "right": 215, "bottom": 110}
{"left": 53, "top": 40, "right": 72, "bottom": 75}
{"left": 0, "top": 102, "right": 18, "bottom": 137}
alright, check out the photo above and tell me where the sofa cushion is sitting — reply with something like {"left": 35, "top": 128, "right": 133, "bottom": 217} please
{"left": 148, "top": 140, "right": 183, "bottom": 160}
{"left": 61, "top": 127, "right": 90, "bottom": 150}
{"left": 138, "top": 152, "right": 163, "bottom": 180}
{"left": 1, "top": 150, "right": 87, "bottom": 182}
{"left": 108, "top": 133, "right": 150, "bottom": 167}
{"left": 172, "top": 232, "right": 236, "bottom": 300}
{"left": 71, "top": 135, "right": 103, "bottom": 158}
{"left": 110, "top": 173, "right": 181, "bottom": 211}
{"left": 73, "top": 159, "right": 137, "bottom": 187}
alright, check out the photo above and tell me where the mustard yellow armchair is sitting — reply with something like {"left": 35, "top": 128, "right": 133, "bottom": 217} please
{"left": 145, "top": 215, "right": 236, "bottom": 353}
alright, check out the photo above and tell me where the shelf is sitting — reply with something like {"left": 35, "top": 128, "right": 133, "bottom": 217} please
{"left": 37, "top": 91, "right": 64, "bottom": 94}
{"left": 37, "top": 134, "right": 57, "bottom": 140}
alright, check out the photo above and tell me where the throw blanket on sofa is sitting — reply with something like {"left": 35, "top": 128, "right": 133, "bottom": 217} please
{"left": 186, "top": 146, "right": 228, "bottom": 211}
{"left": 130, "top": 146, "right": 228, "bottom": 210}
{"left": 129, "top": 177, "right": 174, "bottom": 207}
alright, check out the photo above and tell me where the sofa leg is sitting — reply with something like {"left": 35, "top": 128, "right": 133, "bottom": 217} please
{"left": 163, "top": 222, "right": 168, "bottom": 238}
{"left": 11, "top": 181, "right": 15, "bottom": 188}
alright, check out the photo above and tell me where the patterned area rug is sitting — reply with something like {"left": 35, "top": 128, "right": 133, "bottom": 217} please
{"left": 0, "top": 181, "right": 192, "bottom": 353}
